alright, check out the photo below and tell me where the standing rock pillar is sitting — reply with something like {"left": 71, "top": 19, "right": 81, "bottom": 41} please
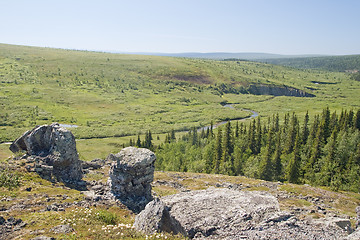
{"left": 107, "top": 147, "right": 156, "bottom": 213}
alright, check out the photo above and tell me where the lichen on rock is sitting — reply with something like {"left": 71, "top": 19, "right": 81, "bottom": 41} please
{"left": 9, "top": 123, "right": 83, "bottom": 184}
{"left": 107, "top": 146, "right": 156, "bottom": 213}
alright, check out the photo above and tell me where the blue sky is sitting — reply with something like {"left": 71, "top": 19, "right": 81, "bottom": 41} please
{"left": 1, "top": 0, "right": 359, "bottom": 55}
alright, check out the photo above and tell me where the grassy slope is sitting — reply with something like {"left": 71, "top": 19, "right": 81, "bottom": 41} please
{"left": 1, "top": 161, "right": 359, "bottom": 239}
{"left": 1, "top": 43, "right": 360, "bottom": 160}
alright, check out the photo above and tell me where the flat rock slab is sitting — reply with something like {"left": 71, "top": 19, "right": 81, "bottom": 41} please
{"left": 134, "top": 188, "right": 350, "bottom": 239}
{"left": 135, "top": 188, "right": 280, "bottom": 238}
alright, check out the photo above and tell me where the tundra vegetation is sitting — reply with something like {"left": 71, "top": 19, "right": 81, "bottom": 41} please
{"left": 0, "top": 43, "right": 360, "bottom": 239}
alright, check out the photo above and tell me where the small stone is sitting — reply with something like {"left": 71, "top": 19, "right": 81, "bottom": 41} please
{"left": 0, "top": 216, "right": 5, "bottom": 225}
{"left": 31, "top": 236, "right": 55, "bottom": 240}
{"left": 51, "top": 224, "right": 74, "bottom": 234}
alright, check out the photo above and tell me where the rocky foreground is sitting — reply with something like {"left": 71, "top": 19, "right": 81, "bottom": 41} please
{"left": 135, "top": 188, "right": 358, "bottom": 239}
{"left": 1, "top": 124, "right": 360, "bottom": 239}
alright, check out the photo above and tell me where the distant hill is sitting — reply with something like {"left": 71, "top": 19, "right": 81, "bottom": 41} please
{"left": 256, "top": 55, "right": 360, "bottom": 72}
{"left": 115, "top": 52, "right": 324, "bottom": 60}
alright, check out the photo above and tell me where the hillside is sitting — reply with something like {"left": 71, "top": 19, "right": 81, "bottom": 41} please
{"left": 256, "top": 55, "right": 360, "bottom": 72}
{"left": 0, "top": 156, "right": 359, "bottom": 239}
{"left": 129, "top": 52, "right": 323, "bottom": 60}
{"left": 1, "top": 43, "right": 360, "bottom": 145}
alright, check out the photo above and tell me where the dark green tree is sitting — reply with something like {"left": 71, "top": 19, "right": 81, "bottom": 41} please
{"left": 248, "top": 120, "right": 256, "bottom": 154}
{"left": 191, "top": 127, "right": 198, "bottom": 146}
{"left": 136, "top": 135, "right": 141, "bottom": 147}
{"left": 144, "top": 130, "right": 153, "bottom": 150}
{"left": 235, "top": 121, "right": 239, "bottom": 138}
{"left": 255, "top": 117, "right": 262, "bottom": 154}
{"left": 301, "top": 111, "right": 309, "bottom": 144}
{"left": 259, "top": 128, "right": 274, "bottom": 181}
{"left": 286, "top": 133, "right": 301, "bottom": 183}
{"left": 272, "top": 131, "right": 283, "bottom": 181}
{"left": 283, "top": 112, "right": 298, "bottom": 154}
{"left": 320, "top": 107, "right": 331, "bottom": 143}
{"left": 213, "top": 128, "right": 223, "bottom": 174}
{"left": 171, "top": 129, "right": 176, "bottom": 142}
{"left": 355, "top": 109, "right": 360, "bottom": 131}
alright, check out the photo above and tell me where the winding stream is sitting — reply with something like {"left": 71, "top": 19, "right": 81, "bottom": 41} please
{"left": 0, "top": 105, "right": 258, "bottom": 145}
{"left": 199, "top": 104, "right": 259, "bottom": 131}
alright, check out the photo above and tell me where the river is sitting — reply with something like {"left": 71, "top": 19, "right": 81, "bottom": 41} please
{"left": 198, "top": 105, "right": 259, "bottom": 131}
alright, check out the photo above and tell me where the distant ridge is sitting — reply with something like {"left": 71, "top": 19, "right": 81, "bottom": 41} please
{"left": 112, "top": 51, "right": 325, "bottom": 60}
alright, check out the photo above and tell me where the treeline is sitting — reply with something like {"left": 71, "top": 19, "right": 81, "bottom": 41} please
{"left": 259, "top": 55, "right": 360, "bottom": 72}
{"left": 155, "top": 108, "right": 360, "bottom": 192}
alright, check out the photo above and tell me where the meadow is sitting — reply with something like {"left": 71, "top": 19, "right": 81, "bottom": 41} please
{"left": 0, "top": 43, "right": 360, "bottom": 160}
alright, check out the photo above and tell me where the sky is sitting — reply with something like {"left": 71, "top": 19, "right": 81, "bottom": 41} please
{"left": 1, "top": 0, "right": 360, "bottom": 55}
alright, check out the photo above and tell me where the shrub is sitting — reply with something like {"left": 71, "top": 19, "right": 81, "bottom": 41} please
{"left": 95, "top": 210, "right": 117, "bottom": 225}
{"left": 0, "top": 167, "right": 21, "bottom": 190}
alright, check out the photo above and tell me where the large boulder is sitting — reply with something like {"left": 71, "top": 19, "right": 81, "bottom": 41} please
{"left": 107, "top": 147, "right": 156, "bottom": 213}
{"left": 135, "top": 188, "right": 280, "bottom": 238}
{"left": 10, "top": 123, "right": 82, "bottom": 183}
{"left": 134, "top": 188, "right": 349, "bottom": 239}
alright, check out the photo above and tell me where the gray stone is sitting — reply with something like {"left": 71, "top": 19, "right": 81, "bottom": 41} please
{"left": 51, "top": 224, "right": 74, "bottom": 234}
{"left": 81, "top": 158, "right": 105, "bottom": 170}
{"left": 134, "top": 198, "right": 185, "bottom": 235}
{"left": 345, "top": 228, "right": 360, "bottom": 240}
{"left": 10, "top": 123, "right": 82, "bottom": 183}
{"left": 134, "top": 188, "right": 350, "bottom": 239}
{"left": 134, "top": 188, "right": 280, "bottom": 238}
{"left": 31, "top": 236, "right": 55, "bottom": 240}
{"left": 107, "top": 147, "right": 156, "bottom": 213}
{"left": 314, "top": 217, "right": 353, "bottom": 234}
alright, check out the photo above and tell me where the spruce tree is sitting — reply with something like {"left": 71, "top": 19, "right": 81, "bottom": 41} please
{"left": 302, "top": 111, "right": 309, "bottom": 144}
{"left": 307, "top": 126, "right": 323, "bottom": 180}
{"left": 286, "top": 133, "right": 301, "bottom": 183}
{"left": 273, "top": 113, "right": 280, "bottom": 133}
{"left": 171, "top": 129, "right": 176, "bottom": 142}
{"left": 248, "top": 120, "right": 256, "bottom": 154}
{"left": 144, "top": 130, "right": 153, "bottom": 150}
{"left": 355, "top": 109, "right": 360, "bottom": 131}
{"left": 220, "top": 122, "right": 234, "bottom": 175}
{"left": 235, "top": 121, "right": 239, "bottom": 138}
{"left": 321, "top": 128, "right": 338, "bottom": 187}
{"left": 223, "top": 121, "right": 233, "bottom": 155}
{"left": 259, "top": 128, "right": 274, "bottom": 181}
{"left": 320, "top": 107, "right": 331, "bottom": 143}
{"left": 255, "top": 117, "right": 262, "bottom": 154}
{"left": 204, "top": 140, "right": 215, "bottom": 174}
{"left": 347, "top": 110, "right": 354, "bottom": 129}
{"left": 283, "top": 112, "right": 298, "bottom": 154}
{"left": 136, "top": 135, "right": 141, "bottom": 147}
{"left": 272, "top": 131, "right": 283, "bottom": 181}
{"left": 192, "top": 127, "right": 198, "bottom": 146}
{"left": 213, "top": 128, "right": 223, "bottom": 173}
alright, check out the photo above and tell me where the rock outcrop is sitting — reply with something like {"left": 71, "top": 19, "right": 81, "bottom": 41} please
{"left": 248, "top": 84, "right": 315, "bottom": 97}
{"left": 9, "top": 123, "right": 82, "bottom": 183}
{"left": 107, "top": 147, "right": 156, "bottom": 213}
{"left": 134, "top": 188, "right": 349, "bottom": 239}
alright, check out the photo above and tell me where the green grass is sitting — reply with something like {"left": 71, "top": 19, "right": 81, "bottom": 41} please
{"left": 0, "top": 43, "right": 360, "bottom": 159}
